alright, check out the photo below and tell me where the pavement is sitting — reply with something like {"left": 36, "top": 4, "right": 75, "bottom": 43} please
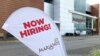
{"left": 63, "top": 35, "right": 100, "bottom": 41}
{"left": 0, "top": 42, "right": 38, "bottom": 56}
{"left": 1, "top": 35, "right": 100, "bottom": 42}
{"left": 0, "top": 35, "right": 100, "bottom": 56}
{"left": 63, "top": 35, "right": 100, "bottom": 56}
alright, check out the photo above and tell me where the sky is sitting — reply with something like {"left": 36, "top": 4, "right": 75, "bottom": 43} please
{"left": 86, "top": 0, "right": 100, "bottom": 5}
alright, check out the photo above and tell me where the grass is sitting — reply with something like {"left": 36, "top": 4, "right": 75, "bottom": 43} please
{"left": 89, "top": 49, "right": 100, "bottom": 56}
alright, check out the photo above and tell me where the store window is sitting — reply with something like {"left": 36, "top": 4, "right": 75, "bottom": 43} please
{"left": 86, "top": 17, "right": 92, "bottom": 29}
{"left": 72, "top": 14, "right": 86, "bottom": 31}
{"left": 72, "top": 13, "right": 97, "bottom": 35}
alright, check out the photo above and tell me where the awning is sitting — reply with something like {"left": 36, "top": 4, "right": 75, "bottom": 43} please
{"left": 69, "top": 10, "right": 97, "bottom": 19}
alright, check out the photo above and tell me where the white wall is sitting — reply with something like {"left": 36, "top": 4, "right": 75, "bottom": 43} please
{"left": 60, "top": 0, "right": 75, "bottom": 35}
{"left": 44, "top": 2, "right": 54, "bottom": 19}
{"left": 54, "top": 0, "right": 60, "bottom": 21}
{"left": 86, "top": 4, "right": 91, "bottom": 12}
{"left": 44, "top": 0, "right": 75, "bottom": 35}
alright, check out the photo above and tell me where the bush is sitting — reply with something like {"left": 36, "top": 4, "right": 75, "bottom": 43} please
{"left": 89, "top": 49, "right": 100, "bottom": 56}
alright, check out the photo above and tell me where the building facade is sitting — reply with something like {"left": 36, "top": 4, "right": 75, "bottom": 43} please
{"left": 44, "top": 0, "right": 97, "bottom": 35}
{"left": 73, "top": 0, "right": 86, "bottom": 35}
{"left": 91, "top": 4, "right": 100, "bottom": 34}
{"left": 75, "top": 0, "right": 86, "bottom": 13}
{"left": 0, "top": 0, "right": 98, "bottom": 37}
{"left": 44, "top": 0, "right": 75, "bottom": 35}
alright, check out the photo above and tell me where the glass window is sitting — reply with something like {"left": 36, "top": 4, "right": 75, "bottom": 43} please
{"left": 86, "top": 17, "right": 92, "bottom": 29}
{"left": 72, "top": 14, "right": 86, "bottom": 31}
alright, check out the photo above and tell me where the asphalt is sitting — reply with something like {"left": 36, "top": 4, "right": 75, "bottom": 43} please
{"left": 0, "top": 35, "right": 100, "bottom": 56}
{"left": 67, "top": 45, "right": 100, "bottom": 56}
{"left": 63, "top": 35, "right": 100, "bottom": 41}
{"left": 1, "top": 35, "right": 100, "bottom": 42}
{"left": 63, "top": 35, "right": 100, "bottom": 56}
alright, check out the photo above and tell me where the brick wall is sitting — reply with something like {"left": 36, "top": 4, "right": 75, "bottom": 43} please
{"left": 91, "top": 4, "right": 99, "bottom": 34}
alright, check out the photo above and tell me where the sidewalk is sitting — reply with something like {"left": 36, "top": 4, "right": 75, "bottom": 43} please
{"left": 0, "top": 35, "right": 100, "bottom": 43}
{"left": 63, "top": 35, "right": 100, "bottom": 41}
